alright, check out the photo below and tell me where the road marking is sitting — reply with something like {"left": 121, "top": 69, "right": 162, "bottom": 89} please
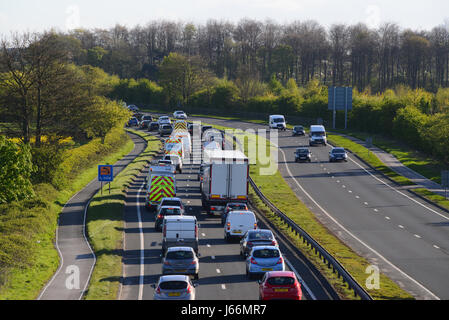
{"left": 336, "top": 180, "right": 340, "bottom": 183}
{"left": 216, "top": 269, "right": 221, "bottom": 274}
{"left": 201, "top": 233, "right": 206, "bottom": 237}
{"left": 385, "top": 216, "right": 391, "bottom": 220}
{"left": 135, "top": 181, "right": 146, "bottom": 301}
{"left": 433, "top": 245, "right": 440, "bottom": 249}
{"left": 211, "top": 256, "right": 215, "bottom": 260}
{"left": 414, "top": 234, "right": 421, "bottom": 239}
{"left": 221, "top": 284, "right": 226, "bottom": 290}
{"left": 398, "top": 225, "right": 405, "bottom": 229}
{"left": 374, "top": 209, "right": 379, "bottom": 212}
{"left": 356, "top": 195, "right": 360, "bottom": 199}
{"left": 342, "top": 185, "right": 346, "bottom": 188}
{"left": 364, "top": 202, "right": 369, "bottom": 205}
{"left": 348, "top": 190, "right": 352, "bottom": 193}
{"left": 284, "top": 257, "right": 316, "bottom": 300}
{"left": 207, "top": 244, "right": 211, "bottom": 248}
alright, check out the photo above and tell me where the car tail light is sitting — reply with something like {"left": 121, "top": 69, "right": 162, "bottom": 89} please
{"left": 247, "top": 241, "right": 253, "bottom": 247}
{"left": 250, "top": 257, "right": 258, "bottom": 265}
{"left": 157, "top": 214, "right": 163, "bottom": 220}
{"left": 190, "top": 260, "right": 197, "bottom": 265}
{"left": 186, "top": 284, "right": 192, "bottom": 294}
{"left": 254, "top": 223, "right": 257, "bottom": 229}
{"left": 211, "top": 207, "right": 216, "bottom": 211}
{"left": 164, "top": 261, "right": 171, "bottom": 266}
{"left": 227, "top": 222, "right": 230, "bottom": 231}
{"left": 271, "top": 240, "right": 277, "bottom": 246}
{"left": 156, "top": 286, "right": 161, "bottom": 294}
{"left": 195, "top": 225, "right": 198, "bottom": 237}
{"left": 277, "top": 257, "right": 283, "bottom": 265}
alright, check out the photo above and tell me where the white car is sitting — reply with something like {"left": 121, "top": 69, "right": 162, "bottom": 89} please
{"left": 158, "top": 116, "right": 172, "bottom": 125}
{"left": 173, "top": 111, "right": 187, "bottom": 119}
{"left": 127, "top": 105, "right": 139, "bottom": 112}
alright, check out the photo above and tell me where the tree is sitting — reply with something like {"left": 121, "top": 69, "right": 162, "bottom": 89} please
{"left": 0, "top": 136, "right": 34, "bottom": 204}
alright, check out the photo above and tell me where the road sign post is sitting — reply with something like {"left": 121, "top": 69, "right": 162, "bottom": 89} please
{"left": 328, "top": 87, "right": 353, "bottom": 130}
{"left": 98, "top": 165, "right": 114, "bottom": 195}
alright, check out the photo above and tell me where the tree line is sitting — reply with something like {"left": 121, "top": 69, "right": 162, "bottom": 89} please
{"left": 51, "top": 19, "right": 449, "bottom": 92}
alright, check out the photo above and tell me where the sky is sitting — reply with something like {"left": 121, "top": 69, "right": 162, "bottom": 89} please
{"left": 0, "top": 0, "right": 449, "bottom": 35}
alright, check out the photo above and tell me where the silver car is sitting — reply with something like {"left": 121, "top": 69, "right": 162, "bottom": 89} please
{"left": 152, "top": 275, "right": 197, "bottom": 300}
{"left": 162, "top": 247, "right": 199, "bottom": 280}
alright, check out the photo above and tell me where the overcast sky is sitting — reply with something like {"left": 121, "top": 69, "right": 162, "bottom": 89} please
{"left": 1, "top": 0, "right": 448, "bottom": 35}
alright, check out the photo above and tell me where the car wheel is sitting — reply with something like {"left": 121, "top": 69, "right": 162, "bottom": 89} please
{"left": 194, "top": 273, "right": 199, "bottom": 280}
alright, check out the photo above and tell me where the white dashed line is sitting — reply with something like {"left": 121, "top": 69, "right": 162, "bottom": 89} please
{"left": 414, "top": 234, "right": 421, "bottom": 239}
{"left": 348, "top": 190, "right": 352, "bottom": 193}
{"left": 216, "top": 269, "right": 221, "bottom": 274}
{"left": 385, "top": 216, "right": 391, "bottom": 220}
{"left": 374, "top": 209, "right": 379, "bottom": 212}
{"left": 211, "top": 256, "right": 216, "bottom": 260}
{"left": 433, "top": 245, "right": 440, "bottom": 249}
{"left": 342, "top": 185, "right": 346, "bottom": 188}
{"left": 398, "top": 225, "right": 405, "bottom": 229}
{"left": 201, "top": 233, "right": 206, "bottom": 237}
{"left": 356, "top": 196, "right": 360, "bottom": 199}
{"left": 364, "top": 202, "right": 369, "bottom": 205}
{"left": 221, "top": 284, "right": 226, "bottom": 290}
{"left": 207, "top": 244, "right": 211, "bottom": 248}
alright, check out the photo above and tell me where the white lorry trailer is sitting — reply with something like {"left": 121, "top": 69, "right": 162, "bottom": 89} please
{"left": 201, "top": 150, "right": 249, "bottom": 216}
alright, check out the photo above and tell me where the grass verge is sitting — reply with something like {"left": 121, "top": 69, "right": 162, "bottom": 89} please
{"left": 207, "top": 122, "right": 414, "bottom": 300}
{"left": 0, "top": 130, "right": 134, "bottom": 300}
{"left": 83, "top": 130, "right": 161, "bottom": 300}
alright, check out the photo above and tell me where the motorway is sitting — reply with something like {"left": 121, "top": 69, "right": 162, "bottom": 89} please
{"left": 181, "top": 115, "right": 449, "bottom": 300}
{"left": 118, "top": 130, "right": 337, "bottom": 300}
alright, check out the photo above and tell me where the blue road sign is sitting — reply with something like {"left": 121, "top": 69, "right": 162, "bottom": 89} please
{"left": 98, "top": 165, "right": 114, "bottom": 182}
{"left": 328, "top": 87, "right": 353, "bottom": 111}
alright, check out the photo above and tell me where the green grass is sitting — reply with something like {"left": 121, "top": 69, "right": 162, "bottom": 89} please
{"left": 413, "top": 188, "right": 449, "bottom": 211}
{"left": 206, "top": 122, "right": 414, "bottom": 300}
{"left": 84, "top": 130, "right": 161, "bottom": 300}
{"left": 0, "top": 131, "right": 134, "bottom": 300}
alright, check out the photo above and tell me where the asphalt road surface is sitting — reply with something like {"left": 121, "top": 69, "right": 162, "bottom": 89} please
{"left": 118, "top": 130, "right": 337, "bottom": 300}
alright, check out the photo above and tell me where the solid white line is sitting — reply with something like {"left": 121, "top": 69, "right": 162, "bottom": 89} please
{"left": 37, "top": 179, "right": 97, "bottom": 300}
{"left": 136, "top": 182, "right": 145, "bottom": 301}
{"left": 347, "top": 156, "right": 449, "bottom": 221}
{"left": 80, "top": 197, "right": 97, "bottom": 300}
{"left": 276, "top": 147, "right": 440, "bottom": 300}
{"left": 284, "top": 257, "right": 316, "bottom": 300}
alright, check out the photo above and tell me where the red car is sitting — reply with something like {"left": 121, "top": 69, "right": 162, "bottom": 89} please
{"left": 258, "top": 271, "right": 302, "bottom": 300}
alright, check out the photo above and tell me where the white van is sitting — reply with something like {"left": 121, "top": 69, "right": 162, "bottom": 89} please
{"left": 224, "top": 211, "right": 257, "bottom": 242}
{"left": 162, "top": 216, "right": 199, "bottom": 254}
{"left": 309, "top": 125, "right": 327, "bottom": 146}
{"left": 269, "top": 115, "right": 287, "bottom": 131}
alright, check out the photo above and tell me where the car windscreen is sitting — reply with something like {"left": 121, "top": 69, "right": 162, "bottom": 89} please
{"left": 296, "top": 149, "right": 308, "bottom": 154}
{"left": 267, "top": 277, "right": 295, "bottom": 286}
{"left": 229, "top": 204, "right": 247, "bottom": 211}
{"left": 166, "top": 250, "right": 194, "bottom": 260}
{"left": 273, "top": 118, "right": 284, "bottom": 123}
{"left": 332, "top": 149, "right": 345, "bottom": 154}
{"left": 160, "top": 208, "right": 182, "bottom": 215}
{"left": 159, "top": 281, "right": 188, "bottom": 290}
{"left": 253, "top": 249, "right": 280, "bottom": 258}
{"left": 162, "top": 125, "right": 172, "bottom": 129}
{"left": 162, "top": 201, "right": 182, "bottom": 207}
{"left": 248, "top": 231, "right": 273, "bottom": 241}
{"left": 294, "top": 126, "right": 303, "bottom": 130}
{"left": 312, "top": 132, "right": 325, "bottom": 137}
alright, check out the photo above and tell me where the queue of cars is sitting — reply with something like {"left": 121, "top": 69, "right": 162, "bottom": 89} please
{"left": 132, "top": 110, "right": 303, "bottom": 300}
